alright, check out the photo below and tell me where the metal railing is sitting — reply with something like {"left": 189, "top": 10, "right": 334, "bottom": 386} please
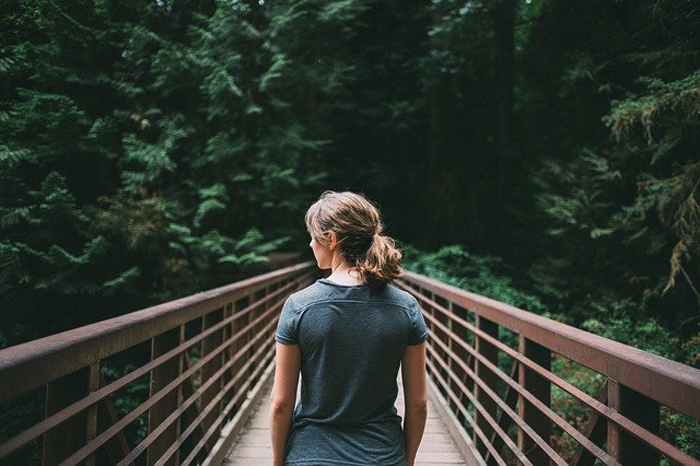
{"left": 0, "top": 262, "right": 316, "bottom": 466}
{"left": 396, "top": 271, "right": 700, "bottom": 466}
{"left": 2, "top": 263, "right": 699, "bottom": 466}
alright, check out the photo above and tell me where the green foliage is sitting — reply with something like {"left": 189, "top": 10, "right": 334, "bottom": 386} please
{"left": 605, "top": 70, "right": 700, "bottom": 147}
{"left": 0, "top": 172, "right": 109, "bottom": 295}
{"left": 101, "top": 362, "right": 150, "bottom": 445}
{"left": 0, "top": 0, "right": 697, "bottom": 462}
{"left": 662, "top": 407, "right": 700, "bottom": 462}
{"left": 0, "top": 0, "right": 334, "bottom": 348}
{"left": 523, "top": 0, "right": 699, "bottom": 375}
{"left": 582, "top": 314, "right": 681, "bottom": 360}
{"left": 550, "top": 357, "right": 605, "bottom": 460}
{"left": 402, "top": 243, "right": 547, "bottom": 313}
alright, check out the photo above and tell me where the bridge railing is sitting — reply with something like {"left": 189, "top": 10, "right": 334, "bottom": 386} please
{"left": 3, "top": 262, "right": 699, "bottom": 466}
{"left": 396, "top": 272, "right": 700, "bottom": 466}
{"left": 0, "top": 262, "right": 316, "bottom": 466}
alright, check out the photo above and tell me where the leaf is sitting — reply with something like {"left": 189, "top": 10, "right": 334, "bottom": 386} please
{"left": 102, "top": 266, "right": 141, "bottom": 290}
{"left": 245, "top": 104, "right": 263, "bottom": 115}
{"left": 590, "top": 228, "right": 614, "bottom": 239}
{"left": 259, "top": 53, "right": 289, "bottom": 92}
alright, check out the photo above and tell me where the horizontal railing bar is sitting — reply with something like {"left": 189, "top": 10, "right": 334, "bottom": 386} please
{"left": 180, "top": 342, "right": 276, "bottom": 466}
{"left": 119, "top": 321, "right": 279, "bottom": 466}
{"left": 426, "top": 343, "right": 543, "bottom": 466}
{"left": 0, "top": 273, "right": 312, "bottom": 459}
{"left": 0, "top": 262, "right": 315, "bottom": 403}
{"left": 425, "top": 358, "right": 510, "bottom": 466}
{"left": 56, "top": 298, "right": 286, "bottom": 466}
{"left": 400, "top": 281, "right": 699, "bottom": 465}
{"left": 400, "top": 272, "right": 700, "bottom": 421}
{"left": 416, "top": 296, "right": 617, "bottom": 465}
{"left": 425, "top": 325, "right": 571, "bottom": 466}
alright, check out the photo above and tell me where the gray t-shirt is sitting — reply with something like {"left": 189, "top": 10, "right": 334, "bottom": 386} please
{"left": 275, "top": 277, "right": 429, "bottom": 466}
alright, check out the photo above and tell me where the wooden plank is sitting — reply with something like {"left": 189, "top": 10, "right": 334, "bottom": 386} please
{"left": 223, "top": 376, "right": 473, "bottom": 465}
{"left": 427, "top": 377, "right": 486, "bottom": 466}
{"left": 204, "top": 358, "right": 276, "bottom": 466}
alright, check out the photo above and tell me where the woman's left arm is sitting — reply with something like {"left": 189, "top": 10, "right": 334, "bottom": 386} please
{"left": 270, "top": 342, "right": 301, "bottom": 466}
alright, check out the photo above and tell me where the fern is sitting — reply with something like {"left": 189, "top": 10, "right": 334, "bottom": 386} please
{"left": 0, "top": 146, "right": 32, "bottom": 167}
{"left": 0, "top": 56, "right": 14, "bottom": 73}
{"left": 259, "top": 53, "right": 289, "bottom": 92}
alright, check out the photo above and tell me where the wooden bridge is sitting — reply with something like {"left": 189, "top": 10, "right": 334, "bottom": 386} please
{"left": 0, "top": 262, "right": 698, "bottom": 465}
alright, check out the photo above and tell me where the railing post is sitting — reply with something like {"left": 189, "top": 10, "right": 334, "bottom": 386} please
{"left": 447, "top": 301, "right": 456, "bottom": 414}
{"left": 474, "top": 315, "right": 498, "bottom": 459}
{"left": 43, "top": 367, "right": 90, "bottom": 465}
{"left": 517, "top": 336, "right": 551, "bottom": 465}
{"left": 435, "top": 296, "right": 449, "bottom": 389}
{"left": 147, "top": 326, "right": 184, "bottom": 466}
{"left": 423, "top": 290, "right": 436, "bottom": 384}
{"left": 250, "top": 287, "right": 268, "bottom": 386}
{"left": 201, "top": 308, "right": 224, "bottom": 453}
{"left": 245, "top": 292, "right": 256, "bottom": 389}
{"left": 229, "top": 295, "right": 250, "bottom": 408}
{"left": 452, "top": 303, "right": 472, "bottom": 426}
{"left": 607, "top": 380, "right": 660, "bottom": 465}
{"left": 85, "top": 362, "right": 100, "bottom": 466}
{"left": 222, "top": 302, "right": 234, "bottom": 399}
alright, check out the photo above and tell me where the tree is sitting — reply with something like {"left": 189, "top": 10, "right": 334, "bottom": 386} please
{"left": 523, "top": 0, "right": 700, "bottom": 360}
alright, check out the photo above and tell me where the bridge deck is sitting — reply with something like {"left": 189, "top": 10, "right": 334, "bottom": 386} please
{"left": 224, "top": 378, "right": 467, "bottom": 465}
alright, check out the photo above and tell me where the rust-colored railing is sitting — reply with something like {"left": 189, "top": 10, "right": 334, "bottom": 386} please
{"left": 2, "top": 262, "right": 699, "bottom": 466}
{"left": 396, "top": 272, "right": 700, "bottom": 466}
{"left": 0, "top": 262, "right": 316, "bottom": 466}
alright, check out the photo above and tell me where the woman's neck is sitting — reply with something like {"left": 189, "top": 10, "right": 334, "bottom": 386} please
{"left": 328, "top": 256, "right": 364, "bottom": 285}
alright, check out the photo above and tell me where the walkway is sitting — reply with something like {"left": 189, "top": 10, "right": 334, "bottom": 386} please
{"left": 224, "top": 378, "right": 467, "bottom": 465}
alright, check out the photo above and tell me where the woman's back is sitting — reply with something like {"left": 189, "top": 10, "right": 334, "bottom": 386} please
{"left": 276, "top": 278, "right": 428, "bottom": 465}
{"left": 270, "top": 190, "right": 428, "bottom": 466}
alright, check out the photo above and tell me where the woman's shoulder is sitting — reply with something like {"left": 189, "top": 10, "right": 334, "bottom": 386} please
{"left": 382, "top": 282, "right": 419, "bottom": 307}
{"left": 285, "top": 280, "right": 327, "bottom": 309}
{"left": 287, "top": 279, "right": 416, "bottom": 310}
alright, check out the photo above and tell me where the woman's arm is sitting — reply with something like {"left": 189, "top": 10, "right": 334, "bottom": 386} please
{"left": 270, "top": 342, "right": 301, "bottom": 466}
{"left": 401, "top": 342, "right": 428, "bottom": 466}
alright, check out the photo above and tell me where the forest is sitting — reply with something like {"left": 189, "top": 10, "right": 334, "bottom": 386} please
{"left": 0, "top": 0, "right": 699, "bottom": 461}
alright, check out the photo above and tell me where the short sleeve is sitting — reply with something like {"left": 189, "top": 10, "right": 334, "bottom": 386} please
{"left": 275, "top": 295, "right": 299, "bottom": 345}
{"left": 407, "top": 297, "right": 429, "bottom": 346}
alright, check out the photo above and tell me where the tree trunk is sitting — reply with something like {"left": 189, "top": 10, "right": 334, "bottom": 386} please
{"left": 491, "top": 0, "right": 517, "bottom": 252}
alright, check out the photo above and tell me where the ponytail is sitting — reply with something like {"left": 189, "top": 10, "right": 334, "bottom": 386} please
{"left": 357, "top": 234, "right": 403, "bottom": 288}
{"left": 305, "top": 190, "right": 405, "bottom": 288}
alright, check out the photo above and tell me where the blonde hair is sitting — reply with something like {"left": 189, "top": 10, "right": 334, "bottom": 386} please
{"left": 305, "top": 190, "right": 403, "bottom": 288}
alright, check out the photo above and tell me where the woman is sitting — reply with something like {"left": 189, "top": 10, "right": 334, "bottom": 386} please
{"left": 270, "top": 190, "right": 429, "bottom": 466}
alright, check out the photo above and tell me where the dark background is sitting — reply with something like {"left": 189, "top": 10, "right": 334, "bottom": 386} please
{"left": 0, "top": 0, "right": 698, "bottom": 365}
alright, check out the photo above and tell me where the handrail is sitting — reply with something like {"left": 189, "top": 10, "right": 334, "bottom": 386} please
{"left": 2, "top": 262, "right": 698, "bottom": 466}
{"left": 397, "top": 270, "right": 700, "bottom": 466}
{"left": 0, "top": 261, "right": 316, "bottom": 465}
{"left": 401, "top": 271, "right": 699, "bottom": 419}
{"left": 0, "top": 261, "right": 314, "bottom": 404}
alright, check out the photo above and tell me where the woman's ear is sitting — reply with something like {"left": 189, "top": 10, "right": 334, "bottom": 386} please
{"left": 328, "top": 232, "right": 338, "bottom": 251}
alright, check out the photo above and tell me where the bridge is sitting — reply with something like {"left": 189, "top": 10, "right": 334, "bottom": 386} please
{"left": 0, "top": 262, "right": 698, "bottom": 465}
